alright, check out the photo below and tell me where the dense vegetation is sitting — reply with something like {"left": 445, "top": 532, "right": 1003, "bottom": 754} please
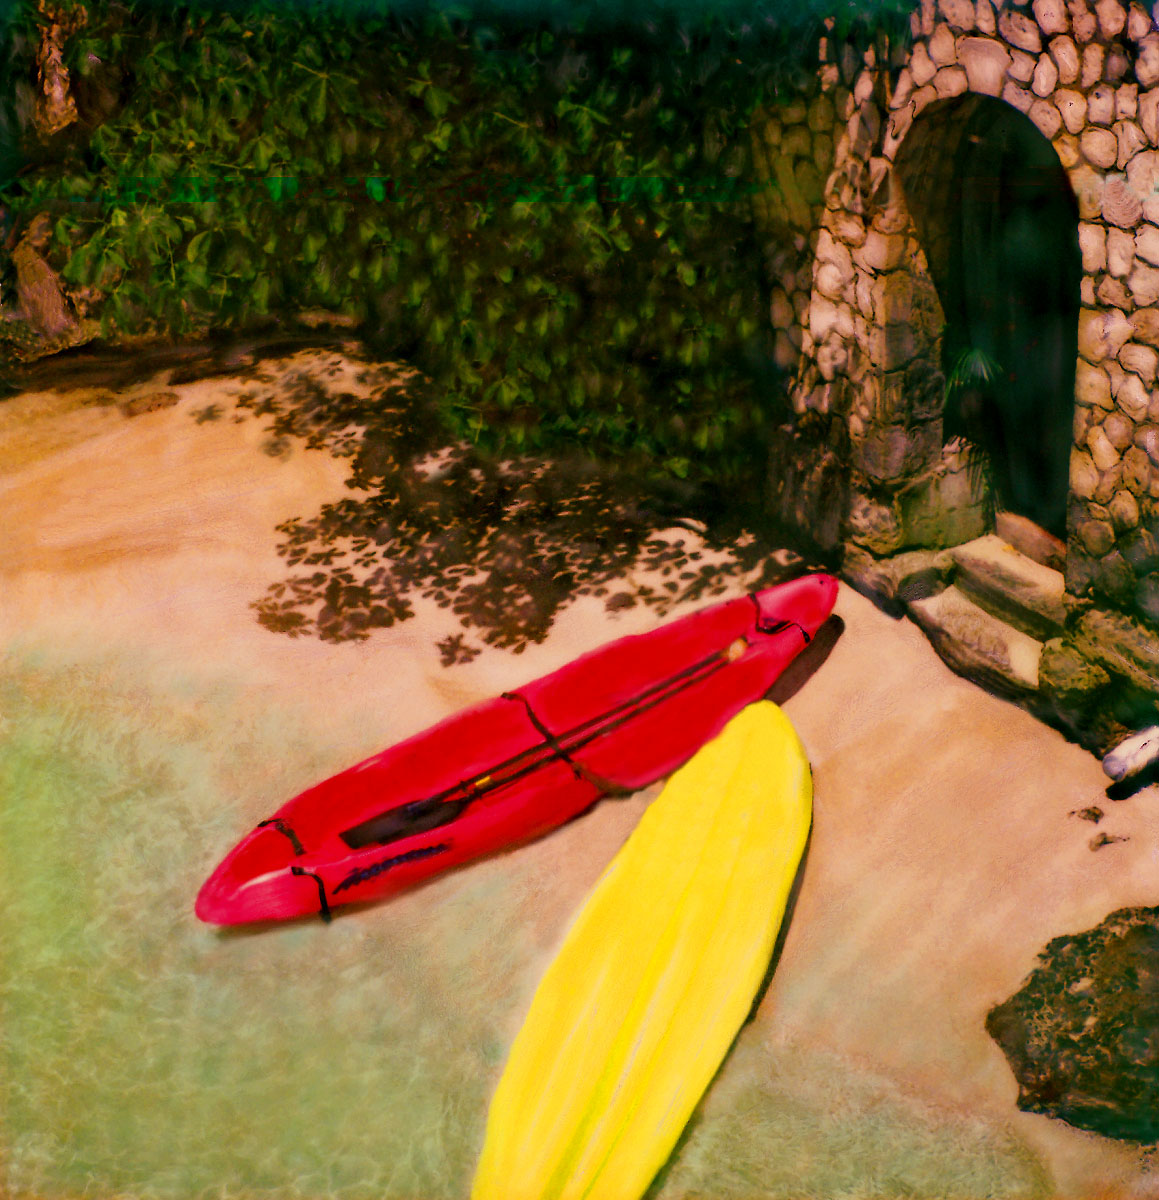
{"left": 0, "top": 0, "right": 908, "bottom": 648}
{"left": 0, "top": 0, "right": 907, "bottom": 488}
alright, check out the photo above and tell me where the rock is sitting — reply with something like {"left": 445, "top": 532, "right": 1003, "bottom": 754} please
{"left": 1079, "top": 306, "right": 1134, "bottom": 362}
{"left": 1082, "top": 42, "right": 1107, "bottom": 89}
{"left": 1090, "top": 422, "right": 1124, "bottom": 471}
{"left": 1142, "top": 88, "right": 1159, "bottom": 145}
{"left": 933, "top": 65, "right": 969, "bottom": 98}
{"left": 1009, "top": 47, "right": 1039, "bottom": 82}
{"left": 1002, "top": 79, "right": 1035, "bottom": 112}
{"left": 1033, "top": 53, "right": 1060, "bottom": 96}
{"left": 1079, "top": 221, "right": 1109, "bottom": 271}
{"left": 1094, "top": 462, "right": 1125, "bottom": 503}
{"left": 1128, "top": 1, "right": 1153, "bottom": 40}
{"left": 987, "top": 906, "right": 1159, "bottom": 1143}
{"left": 1129, "top": 306, "right": 1159, "bottom": 345}
{"left": 1089, "top": 83, "right": 1117, "bottom": 125}
{"left": 1072, "top": 448, "right": 1100, "bottom": 498}
{"left": 771, "top": 287, "right": 794, "bottom": 328}
{"left": 1034, "top": 0, "right": 1071, "bottom": 32}
{"left": 1105, "top": 411, "right": 1137, "bottom": 448}
{"left": 1078, "top": 516, "right": 1117, "bottom": 555}
{"left": 814, "top": 131, "right": 835, "bottom": 173}
{"left": 857, "top": 229, "right": 907, "bottom": 271}
{"left": 1136, "top": 424, "right": 1159, "bottom": 466}
{"left": 997, "top": 511, "right": 1068, "bottom": 570}
{"left": 1103, "top": 174, "right": 1144, "bottom": 228}
{"left": 976, "top": 0, "right": 996, "bottom": 34}
{"left": 1129, "top": 261, "right": 1159, "bottom": 304}
{"left": 1118, "top": 120, "right": 1148, "bottom": 169}
{"left": 939, "top": 0, "right": 977, "bottom": 29}
{"left": 930, "top": 21, "right": 958, "bottom": 64}
{"left": 1075, "top": 604, "right": 1159, "bottom": 691}
{"left": 816, "top": 260, "right": 851, "bottom": 303}
{"left": 1137, "top": 222, "right": 1159, "bottom": 266}
{"left": 1069, "top": 0, "right": 1099, "bottom": 43}
{"left": 1029, "top": 98, "right": 1063, "bottom": 138}
{"left": 832, "top": 211, "right": 866, "bottom": 247}
{"left": 773, "top": 330, "right": 798, "bottom": 369}
{"left": 847, "top": 491, "right": 903, "bottom": 554}
{"left": 1139, "top": 35, "right": 1159, "bottom": 89}
{"left": 951, "top": 534, "right": 1068, "bottom": 638}
{"left": 1118, "top": 83, "right": 1140, "bottom": 119}
{"left": 911, "top": 41, "right": 937, "bottom": 86}
{"left": 851, "top": 417, "right": 934, "bottom": 481}
{"left": 807, "top": 93, "right": 834, "bottom": 133}
{"left": 1137, "top": 572, "right": 1159, "bottom": 620}
{"left": 907, "top": 586, "right": 1042, "bottom": 693}
{"left": 119, "top": 391, "right": 180, "bottom": 418}
{"left": 1055, "top": 130, "right": 1082, "bottom": 166}
{"left": 1083, "top": 126, "right": 1120, "bottom": 168}
{"left": 1039, "top": 637, "right": 1112, "bottom": 696}
{"left": 1074, "top": 163, "right": 1106, "bottom": 219}
{"left": 842, "top": 543, "right": 953, "bottom": 609}
{"left": 955, "top": 36, "right": 1007, "bottom": 93}
{"left": 1095, "top": 0, "right": 1129, "bottom": 36}
{"left": 1077, "top": 359, "right": 1114, "bottom": 408}
{"left": 1098, "top": 276, "right": 1133, "bottom": 307}
{"left": 1056, "top": 87, "right": 1088, "bottom": 134}
{"left": 1119, "top": 340, "right": 1159, "bottom": 377}
{"left": 998, "top": 8, "right": 1043, "bottom": 52}
{"left": 1111, "top": 488, "right": 1142, "bottom": 529}
{"left": 1125, "top": 443, "right": 1153, "bottom": 489}
{"left": 1050, "top": 34, "right": 1082, "bottom": 82}
{"left": 1127, "top": 148, "right": 1159, "bottom": 205}
{"left": 1109, "top": 226, "right": 1138, "bottom": 275}
{"left": 1120, "top": 373, "right": 1152, "bottom": 421}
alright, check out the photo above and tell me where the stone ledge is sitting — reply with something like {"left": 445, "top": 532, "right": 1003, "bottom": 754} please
{"left": 950, "top": 535, "right": 1068, "bottom": 641}
{"left": 907, "top": 586, "right": 1043, "bottom": 695}
{"left": 1073, "top": 608, "right": 1159, "bottom": 695}
{"left": 842, "top": 543, "right": 953, "bottom": 613}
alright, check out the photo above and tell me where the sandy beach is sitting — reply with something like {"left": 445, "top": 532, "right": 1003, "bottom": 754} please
{"left": 3, "top": 347, "right": 1159, "bottom": 1200}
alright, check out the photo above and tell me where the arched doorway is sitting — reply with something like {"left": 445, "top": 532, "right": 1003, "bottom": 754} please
{"left": 896, "top": 95, "right": 1081, "bottom": 541}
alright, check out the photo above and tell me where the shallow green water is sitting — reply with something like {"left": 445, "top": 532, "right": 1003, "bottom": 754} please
{"left": 1, "top": 644, "right": 1050, "bottom": 1200}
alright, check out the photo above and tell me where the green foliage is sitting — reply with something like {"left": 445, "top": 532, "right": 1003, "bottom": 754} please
{"left": 944, "top": 345, "right": 1005, "bottom": 404}
{"left": 0, "top": 0, "right": 909, "bottom": 498}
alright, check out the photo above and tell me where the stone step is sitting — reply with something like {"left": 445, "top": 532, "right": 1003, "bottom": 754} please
{"left": 907, "top": 585, "right": 1043, "bottom": 696}
{"left": 948, "top": 534, "right": 1068, "bottom": 641}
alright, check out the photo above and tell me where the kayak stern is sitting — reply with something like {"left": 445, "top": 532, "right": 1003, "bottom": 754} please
{"left": 754, "top": 573, "right": 838, "bottom": 643}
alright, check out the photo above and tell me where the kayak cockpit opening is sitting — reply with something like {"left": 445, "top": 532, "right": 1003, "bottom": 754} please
{"left": 339, "top": 795, "right": 473, "bottom": 850}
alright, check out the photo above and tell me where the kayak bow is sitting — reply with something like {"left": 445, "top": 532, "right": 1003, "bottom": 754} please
{"left": 195, "top": 573, "right": 837, "bottom": 925}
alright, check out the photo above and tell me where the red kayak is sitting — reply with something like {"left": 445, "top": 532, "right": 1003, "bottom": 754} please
{"left": 196, "top": 574, "right": 838, "bottom": 925}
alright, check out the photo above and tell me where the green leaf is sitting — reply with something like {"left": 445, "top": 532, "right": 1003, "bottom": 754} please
{"left": 677, "top": 263, "right": 697, "bottom": 287}
{"left": 308, "top": 79, "right": 327, "bottom": 124}
{"left": 424, "top": 86, "right": 453, "bottom": 119}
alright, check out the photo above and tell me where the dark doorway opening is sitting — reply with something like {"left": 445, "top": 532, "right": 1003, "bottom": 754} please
{"left": 897, "top": 96, "right": 1081, "bottom": 542}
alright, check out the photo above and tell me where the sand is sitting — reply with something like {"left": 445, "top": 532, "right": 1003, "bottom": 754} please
{"left": 3, "top": 347, "right": 1159, "bottom": 1200}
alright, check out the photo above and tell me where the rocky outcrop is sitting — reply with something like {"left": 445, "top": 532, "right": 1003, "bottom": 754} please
{"left": 987, "top": 906, "right": 1159, "bottom": 1144}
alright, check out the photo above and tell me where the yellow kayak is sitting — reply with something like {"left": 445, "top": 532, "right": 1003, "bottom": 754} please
{"left": 471, "top": 700, "right": 812, "bottom": 1200}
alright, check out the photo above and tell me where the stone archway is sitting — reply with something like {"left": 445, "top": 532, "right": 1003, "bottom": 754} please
{"left": 895, "top": 93, "right": 1082, "bottom": 539}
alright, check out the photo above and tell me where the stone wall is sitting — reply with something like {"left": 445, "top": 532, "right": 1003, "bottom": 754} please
{"left": 765, "top": 0, "right": 1159, "bottom": 749}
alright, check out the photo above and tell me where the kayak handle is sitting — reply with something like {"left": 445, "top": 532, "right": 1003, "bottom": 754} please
{"left": 258, "top": 818, "right": 307, "bottom": 856}
{"left": 290, "top": 865, "right": 332, "bottom": 923}
{"left": 747, "top": 592, "right": 810, "bottom": 643}
{"left": 757, "top": 618, "right": 810, "bottom": 643}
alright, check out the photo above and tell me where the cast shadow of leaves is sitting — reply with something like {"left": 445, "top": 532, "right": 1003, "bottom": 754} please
{"left": 234, "top": 362, "right": 819, "bottom": 662}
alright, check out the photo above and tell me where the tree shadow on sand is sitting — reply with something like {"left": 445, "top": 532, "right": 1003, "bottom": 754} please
{"left": 219, "top": 359, "right": 816, "bottom": 664}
